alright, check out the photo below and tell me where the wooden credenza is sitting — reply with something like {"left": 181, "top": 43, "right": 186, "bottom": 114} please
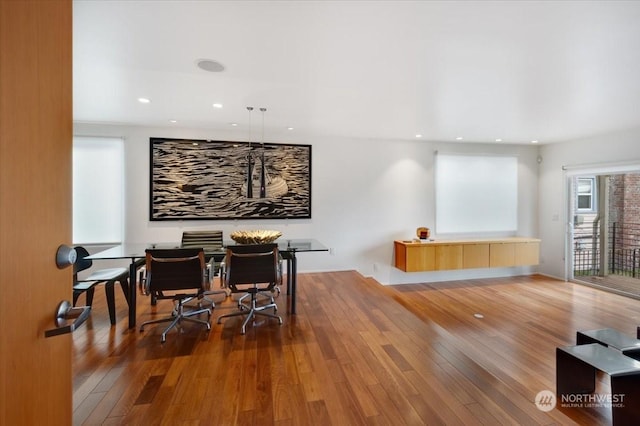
{"left": 394, "top": 237, "right": 540, "bottom": 272}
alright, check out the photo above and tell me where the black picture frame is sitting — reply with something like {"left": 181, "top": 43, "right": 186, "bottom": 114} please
{"left": 150, "top": 137, "right": 311, "bottom": 220}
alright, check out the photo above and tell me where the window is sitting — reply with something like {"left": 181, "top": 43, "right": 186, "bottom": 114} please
{"left": 73, "top": 136, "right": 124, "bottom": 244}
{"left": 435, "top": 153, "right": 518, "bottom": 234}
{"left": 576, "top": 177, "right": 596, "bottom": 212}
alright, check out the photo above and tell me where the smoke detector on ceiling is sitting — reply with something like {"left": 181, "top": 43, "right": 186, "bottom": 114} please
{"left": 196, "top": 59, "right": 225, "bottom": 72}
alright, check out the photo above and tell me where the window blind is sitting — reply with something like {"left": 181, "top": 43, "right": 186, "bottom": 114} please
{"left": 73, "top": 136, "right": 124, "bottom": 244}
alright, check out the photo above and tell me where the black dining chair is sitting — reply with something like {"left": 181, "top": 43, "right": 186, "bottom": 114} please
{"left": 140, "top": 248, "right": 212, "bottom": 343}
{"left": 180, "top": 230, "right": 228, "bottom": 306}
{"left": 73, "top": 246, "right": 130, "bottom": 326}
{"left": 180, "top": 230, "right": 224, "bottom": 271}
{"left": 217, "top": 244, "right": 283, "bottom": 334}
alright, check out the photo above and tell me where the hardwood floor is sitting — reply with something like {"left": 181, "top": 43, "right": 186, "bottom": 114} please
{"left": 73, "top": 272, "right": 640, "bottom": 425}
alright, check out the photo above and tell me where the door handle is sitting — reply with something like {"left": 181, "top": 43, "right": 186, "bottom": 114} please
{"left": 44, "top": 300, "right": 91, "bottom": 338}
{"left": 55, "top": 244, "right": 77, "bottom": 269}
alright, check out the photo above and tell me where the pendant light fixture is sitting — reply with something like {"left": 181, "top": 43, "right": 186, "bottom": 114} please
{"left": 246, "top": 106, "right": 254, "bottom": 198}
{"left": 259, "top": 107, "right": 267, "bottom": 198}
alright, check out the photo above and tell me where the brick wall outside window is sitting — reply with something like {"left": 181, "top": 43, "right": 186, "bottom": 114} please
{"left": 609, "top": 173, "right": 640, "bottom": 249}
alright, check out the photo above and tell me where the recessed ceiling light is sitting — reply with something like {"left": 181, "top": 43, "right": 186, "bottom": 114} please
{"left": 287, "top": 127, "right": 294, "bottom": 131}
{"left": 212, "top": 103, "right": 223, "bottom": 108}
{"left": 495, "top": 138, "right": 502, "bottom": 142}
{"left": 169, "top": 119, "right": 177, "bottom": 123}
{"left": 196, "top": 59, "right": 225, "bottom": 73}
{"left": 138, "top": 97, "right": 151, "bottom": 104}
{"left": 531, "top": 140, "right": 539, "bottom": 144}
{"left": 230, "top": 123, "right": 238, "bottom": 126}
{"left": 456, "top": 136, "right": 463, "bottom": 140}
{"left": 415, "top": 134, "right": 422, "bottom": 138}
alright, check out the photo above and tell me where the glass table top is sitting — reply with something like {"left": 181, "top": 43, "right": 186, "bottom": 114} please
{"left": 86, "top": 239, "right": 328, "bottom": 260}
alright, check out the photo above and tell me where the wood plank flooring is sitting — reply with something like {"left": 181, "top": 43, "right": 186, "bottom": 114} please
{"left": 73, "top": 272, "right": 640, "bottom": 425}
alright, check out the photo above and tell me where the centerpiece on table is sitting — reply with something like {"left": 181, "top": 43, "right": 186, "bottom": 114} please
{"left": 230, "top": 230, "right": 282, "bottom": 244}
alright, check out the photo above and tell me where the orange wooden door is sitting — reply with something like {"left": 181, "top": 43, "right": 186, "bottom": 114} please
{"left": 0, "top": 0, "right": 72, "bottom": 424}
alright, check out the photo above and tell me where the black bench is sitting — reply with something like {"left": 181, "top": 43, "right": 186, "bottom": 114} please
{"left": 577, "top": 328, "right": 640, "bottom": 361}
{"left": 557, "top": 343, "right": 640, "bottom": 425}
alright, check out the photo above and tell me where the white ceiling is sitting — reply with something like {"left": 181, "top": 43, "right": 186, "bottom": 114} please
{"left": 73, "top": 0, "right": 640, "bottom": 145}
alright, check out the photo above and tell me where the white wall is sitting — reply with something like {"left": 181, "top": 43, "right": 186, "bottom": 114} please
{"left": 538, "top": 127, "right": 640, "bottom": 280}
{"left": 74, "top": 122, "right": 540, "bottom": 284}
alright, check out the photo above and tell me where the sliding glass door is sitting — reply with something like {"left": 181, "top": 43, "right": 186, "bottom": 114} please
{"left": 567, "top": 171, "right": 640, "bottom": 298}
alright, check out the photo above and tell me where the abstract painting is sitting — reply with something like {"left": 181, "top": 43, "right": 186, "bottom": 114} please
{"left": 150, "top": 138, "right": 311, "bottom": 220}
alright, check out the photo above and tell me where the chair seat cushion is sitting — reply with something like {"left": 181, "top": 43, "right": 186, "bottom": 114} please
{"left": 83, "top": 267, "right": 128, "bottom": 282}
{"left": 73, "top": 281, "right": 99, "bottom": 291}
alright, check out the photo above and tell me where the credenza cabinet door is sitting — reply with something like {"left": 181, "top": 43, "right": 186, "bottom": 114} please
{"left": 407, "top": 245, "right": 436, "bottom": 272}
{"left": 515, "top": 241, "right": 540, "bottom": 266}
{"left": 489, "top": 243, "right": 516, "bottom": 267}
{"left": 463, "top": 244, "right": 490, "bottom": 269}
{"left": 436, "top": 245, "right": 463, "bottom": 270}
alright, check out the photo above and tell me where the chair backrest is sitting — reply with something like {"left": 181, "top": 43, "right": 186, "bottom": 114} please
{"left": 73, "top": 246, "right": 93, "bottom": 275}
{"left": 224, "top": 244, "right": 280, "bottom": 290}
{"left": 181, "top": 231, "right": 223, "bottom": 253}
{"left": 145, "top": 248, "right": 205, "bottom": 292}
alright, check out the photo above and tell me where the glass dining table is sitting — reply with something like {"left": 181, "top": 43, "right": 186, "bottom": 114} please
{"left": 86, "top": 239, "right": 328, "bottom": 329}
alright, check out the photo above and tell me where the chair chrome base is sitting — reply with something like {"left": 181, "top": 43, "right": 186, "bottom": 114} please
{"left": 141, "top": 301, "right": 211, "bottom": 343}
{"left": 193, "top": 273, "right": 230, "bottom": 309}
{"left": 182, "top": 289, "right": 229, "bottom": 311}
{"left": 237, "top": 286, "right": 279, "bottom": 309}
{"left": 197, "top": 287, "right": 231, "bottom": 309}
{"left": 217, "top": 295, "right": 282, "bottom": 334}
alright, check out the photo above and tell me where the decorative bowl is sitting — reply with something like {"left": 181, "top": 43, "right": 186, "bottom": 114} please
{"left": 416, "top": 227, "right": 430, "bottom": 239}
{"left": 230, "top": 230, "right": 282, "bottom": 244}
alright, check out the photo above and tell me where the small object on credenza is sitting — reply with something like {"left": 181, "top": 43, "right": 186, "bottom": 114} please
{"left": 416, "top": 227, "right": 430, "bottom": 240}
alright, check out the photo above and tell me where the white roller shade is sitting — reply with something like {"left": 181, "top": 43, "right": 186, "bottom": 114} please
{"left": 73, "top": 136, "right": 124, "bottom": 244}
{"left": 435, "top": 153, "right": 518, "bottom": 234}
